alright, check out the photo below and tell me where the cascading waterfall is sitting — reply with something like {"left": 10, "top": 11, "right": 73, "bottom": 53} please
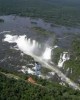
{"left": 3, "top": 34, "right": 52, "bottom": 60}
{"left": 58, "top": 52, "right": 70, "bottom": 68}
{"left": 3, "top": 34, "right": 80, "bottom": 90}
{"left": 28, "top": 38, "right": 31, "bottom": 44}
{"left": 42, "top": 47, "right": 52, "bottom": 60}
{"left": 32, "top": 40, "right": 36, "bottom": 48}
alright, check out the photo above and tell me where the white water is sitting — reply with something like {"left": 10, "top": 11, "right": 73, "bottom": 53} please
{"left": 3, "top": 34, "right": 18, "bottom": 43}
{"left": 3, "top": 34, "right": 80, "bottom": 90}
{"left": 0, "top": 31, "right": 11, "bottom": 34}
{"left": 42, "top": 45, "right": 58, "bottom": 60}
{"left": 42, "top": 47, "right": 52, "bottom": 60}
{"left": 4, "top": 34, "right": 40, "bottom": 54}
{"left": 58, "top": 52, "right": 70, "bottom": 68}
{"left": 4, "top": 34, "right": 53, "bottom": 61}
{"left": 19, "top": 66, "right": 35, "bottom": 75}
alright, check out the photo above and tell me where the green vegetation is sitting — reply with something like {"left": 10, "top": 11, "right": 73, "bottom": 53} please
{"left": 65, "top": 38, "right": 80, "bottom": 81}
{"left": 0, "top": 0, "right": 80, "bottom": 26}
{"left": 41, "top": 67, "right": 51, "bottom": 75}
{"left": 32, "top": 27, "right": 53, "bottom": 35}
{"left": 0, "top": 69, "right": 80, "bottom": 100}
{"left": 52, "top": 47, "right": 63, "bottom": 64}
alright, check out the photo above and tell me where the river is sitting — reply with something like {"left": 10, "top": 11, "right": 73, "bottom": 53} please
{"left": 0, "top": 15, "right": 80, "bottom": 48}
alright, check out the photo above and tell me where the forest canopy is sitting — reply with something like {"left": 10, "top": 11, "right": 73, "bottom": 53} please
{"left": 0, "top": 0, "right": 80, "bottom": 26}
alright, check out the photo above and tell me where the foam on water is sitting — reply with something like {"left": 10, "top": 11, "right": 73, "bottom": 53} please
{"left": 3, "top": 34, "right": 52, "bottom": 61}
{"left": 3, "top": 34, "right": 80, "bottom": 90}
{"left": 3, "top": 34, "right": 18, "bottom": 43}
{"left": 58, "top": 52, "right": 70, "bottom": 68}
{"left": 42, "top": 47, "right": 52, "bottom": 60}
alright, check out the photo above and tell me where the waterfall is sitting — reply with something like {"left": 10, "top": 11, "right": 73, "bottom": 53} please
{"left": 3, "top": 34, "right": 56, "bottom": 61}
{"left": 42, "top": 47, "right": 52, "bottom": 60}
{"left": 27, "top": 38, "right": 31, "bottom": 44}
{"left": 32, "top": 40, "right": 36, "bottom": 48}
{"left": 58, "top": 52, "right": 70, "bottom": 68}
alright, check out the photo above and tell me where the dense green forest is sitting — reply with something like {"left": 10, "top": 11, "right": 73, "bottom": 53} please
{"left": 0, "top": 70, "right": 80, "bottom": 100}
{"left": 65, "top": 38, "right": 80, "bottom": 81}
{"left": 0, "top": 0, "right": 80, "bottom": 26}
{"left": 0, "top": 0, "right": 80, "bottom": 99}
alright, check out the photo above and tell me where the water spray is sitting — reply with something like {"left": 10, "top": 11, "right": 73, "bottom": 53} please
{"left": 3, "top": 34, "right": 80, "bottom": 90}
